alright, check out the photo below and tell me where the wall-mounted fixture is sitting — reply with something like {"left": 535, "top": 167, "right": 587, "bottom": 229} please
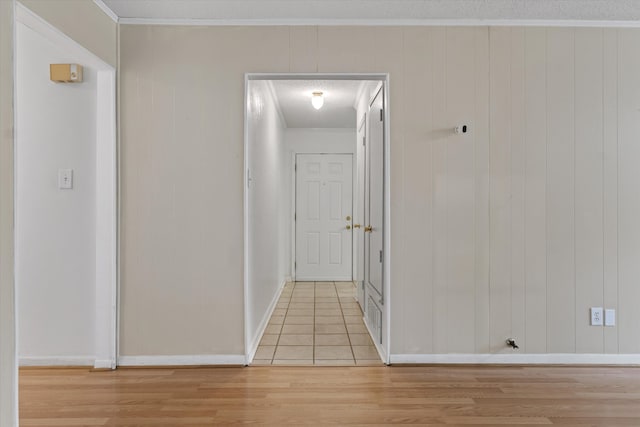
{"left": 311, "top": 91, "right": 324, "bottom": 110}
{"left": 454, "top": 125, "right": 468, "bottom": 134}
{"left": 50, "top": 64, "right": 83, "bottom": 83}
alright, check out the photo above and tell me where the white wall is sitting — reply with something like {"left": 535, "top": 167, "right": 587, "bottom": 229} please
{"left": 246, "top": 80, "right": 288, "bottom": 355}
{"left": 283, "top": 128, "right": 356, "bottom": 280}
{"left": 17, "top": 22, "right": 97, "bottom": 363}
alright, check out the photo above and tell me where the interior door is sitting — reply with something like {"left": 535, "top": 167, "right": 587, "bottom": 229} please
{"left": 364, "top": 87, "right": 384, "bottom": 343}
{"left": 296, "top": 154, "right": 353, "bottom": 281}
{"left": 356, "top": 116, "right": 367, "bottom": 309}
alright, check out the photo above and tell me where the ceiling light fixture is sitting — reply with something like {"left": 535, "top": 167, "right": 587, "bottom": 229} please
{"left": 311, "top": 91, "right": 324, "bottom": 110}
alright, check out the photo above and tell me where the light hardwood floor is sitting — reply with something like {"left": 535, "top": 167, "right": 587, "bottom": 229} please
{"left": 19, "top": 365, "right": 640, "bottom": 425}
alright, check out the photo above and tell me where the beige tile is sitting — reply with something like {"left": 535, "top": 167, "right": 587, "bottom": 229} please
{"left": 315, "top": 302, "right": 340, "bottom": 309}
{"left": 272, "top": 308, "right": 287, "bottom": 316}
{"left": 343, "top": 315, "right": 363, "bottom": 325}
{"left": 272, "top": 359, "right": 314, "bottom": 365}
{"left": 284, "top": 316, "right": 313, "bottom": 325}
{"left": 341, "top": 307, "right": 361, "bottom": 314}
{"left": 288, "top": 303, "right": 314, "bottom": 310}
{"left": 274, "top": 345, "right": 313, "bottom": 360}
{"left": 254, "top": 345, "right": 276, "bottom": 359}
{"left": 315, "top": 309, "right": 342, "bottom": 316}
{"left": 314, "top": 359, "right": 355, "bottom": 366}
{"left": 290, "top": 297, "right": 314, "bottom": 303}
{"left": 348, "top": 333, "right": 374, "bottom": 346}
{"left": 265, "top": 324, "right": 282, "bottom": 335}
{"left": 346, "top": 323, "right": 369, "bottom": 334}
{"left": 277, "top": 334, "right": 313, "bottom": 346}
{"left": 316, "top": 297, "right": 339, "bottom": 303}
{"left": 287, "top": 309, "right": 313, "bottom": 317}
{"left": 294, "top": 282, "right": 315, "bottom": 286}
{"left": 315, "top": 324, "right": 347, "bottom": 334}
{"left": 315, "top": 316, "right": 344, "bottom": 325}
{"left": 276, "top": 303, "right": 289, "bottom": 310}
{"left": 315, "top": 281, "right": 334, "bottom": 286}
{"left": 282, "top": 324, "right": 314, "bottom": 334}
{"left": 352, "top": 346, "right": 380, "bottom": 360}
{"left": 314, "top": 334, "right": 350, "bottom": 346}
{"left": 315, "top": 346, "right": 353, "bottom": 359}
{"left": 268, "top": 316, "right": 285, "bottom": 326}
{"left": 251, "top": 359, "right": 273, "bottom": 366}
{"left": 316, "top": 292, "right": 337, "bottom": 298}
{"left": 340, "top": 302, "right": 361, "bottom": 310}
{"left": 259, "top": 334, "right": 279, "bottom": 346}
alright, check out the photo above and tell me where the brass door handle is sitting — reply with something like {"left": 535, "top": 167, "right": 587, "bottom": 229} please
{"left": 346, "top": 225, "right": 351, "bottom": 230}
{"left": 364, "top": 225, "right": 373, "bottom": 233}
{"left": 353, "top": 224, "right": 361, "bottom": 229}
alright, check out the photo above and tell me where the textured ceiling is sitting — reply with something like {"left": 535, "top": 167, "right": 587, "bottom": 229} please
{"left": 269, "top": 80, "right": 376, "bottom": 129}
{"left": 101, "top": 0, "right": 640, "bottom": 23}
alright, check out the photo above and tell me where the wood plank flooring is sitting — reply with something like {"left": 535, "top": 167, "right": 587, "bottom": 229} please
{"left": 19, "top": 365, "right": 640, "bottom": 425}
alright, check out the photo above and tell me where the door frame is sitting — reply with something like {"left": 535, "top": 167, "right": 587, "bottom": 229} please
{"left": 243, "top": 73, "right": 391, "bottom": 364}
{"left": 293, "top": 152, "right": 354, "bottom": 282}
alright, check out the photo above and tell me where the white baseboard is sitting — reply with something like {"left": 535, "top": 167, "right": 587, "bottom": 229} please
{"left": 246, "top": 280, "right": 287, "bottom": 364}
{"left": 117, "top": 355, "right": 245, "bottom": 366}
{"left": 19, "top": 356, "right": 95, "bottom": 367}
{"left": 94, "top": 359, "right": 116, "bottom": 369}
{"left": 284, "top": 276, "right": 292, "bottom": 282}
{"left": 390, "top": 353, "right": 640, "bottom": 365}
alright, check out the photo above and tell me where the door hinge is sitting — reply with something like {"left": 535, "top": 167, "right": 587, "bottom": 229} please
{"left": 379, "top": 108, "right": 384, "bottom": 122}
{"left": 362, "top": 136, "right": 366, "bottom": 146}
{"left": 295, "top": 163, "right": 297, "bottom": 171}
{"left": 294, "top": 213, "right": 296, "bottom": 221}
{"left": 379, "top": 250, "right": 383, "bottom": 263}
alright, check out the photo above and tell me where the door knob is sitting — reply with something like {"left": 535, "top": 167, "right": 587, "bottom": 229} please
{"left": 353, "top": 224, "right": 361, "bottom": 229}
{"left": 346, "top": 225, "right": 351, "bottom": 230}
{"left": 364, "top": 225, "right": 373, "bottom": 233}
{"left": 346, "top": 215, "right": 351, "bottom": 221}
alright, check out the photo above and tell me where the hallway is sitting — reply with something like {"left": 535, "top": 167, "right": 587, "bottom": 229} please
{"left": 253, "top": 281, "right": 383, "bottom": 365}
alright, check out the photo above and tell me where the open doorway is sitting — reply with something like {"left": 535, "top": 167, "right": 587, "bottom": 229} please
{"left": 244, "top": 74, "right": 390, "bottom": 366}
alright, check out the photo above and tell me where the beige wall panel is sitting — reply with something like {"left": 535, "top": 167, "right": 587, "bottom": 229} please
{"left": 19, "top": 0, "right": 116, "bottom": 66}
{"left": 431, "top": 27, "right": 448, "bottom": 353}
{"left": 617, "top": 29, "right": 640, "bottom": 354}
{"left": 509, "top": 28, "right": 527, "bottom": 349}
{"left": 398, "top": 27, "right": 434, "bottom": 353}
{"left": 445, "top": 27, "right": 482, "bottom": 353}
{"left": 489, "top": 27, "right": 513, "bottom": 352}
{"left": 546, "top": 28, "right": 576, "bottom": 353}
{"left": 574, "top": 28, "right": 605, "bottom": 354}
{"left": 317, "top": 26, "right": 376, "bottom": 72}
{"left": 288, "top": 26, "right": 319, "bottom": 72}
{"left": 602, "top": 29, "right": 619, "bottom": 354}
{"left": 523, "top": 28, "right": 548, "bottom": 353}
{"left": 0, "top": 0, "right": 16, "bottom": 422}
{"left": 474, "top": 27, "right": 491, "bottom": 354}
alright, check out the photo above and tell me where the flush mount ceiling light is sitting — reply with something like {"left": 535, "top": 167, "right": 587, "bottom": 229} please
{"left": 311, "top": 91, "right": 324, "bottom": 110}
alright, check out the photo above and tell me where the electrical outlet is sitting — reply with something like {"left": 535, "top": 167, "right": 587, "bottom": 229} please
{"left": 591, "top": 307, "right": 603, "bottom": 326}
{"left": 58, "top": 169, "right": 73, "bottom": 189}
{"left": 605, "top": 309, "right": 616, "bottom": 326}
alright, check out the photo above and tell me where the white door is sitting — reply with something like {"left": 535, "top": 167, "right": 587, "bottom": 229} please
{"left": 364, "top": 87, "right": 384, "bottom": 344}
{"left": 296, "top": 154, "right": 353, "bottom": 281}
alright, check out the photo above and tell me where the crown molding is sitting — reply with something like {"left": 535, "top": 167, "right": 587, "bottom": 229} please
{"left": 93, "top": 0, "right": 119, "bottom": 23}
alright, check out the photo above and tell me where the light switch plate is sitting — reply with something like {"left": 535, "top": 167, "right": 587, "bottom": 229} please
{"left": 605, "top": 309, "right": 616, "bottom": 326}
{"left": 590, "top": 307, "right": 603, "bottom": 326}
{"left": 58, "top": 169, "right": 73, "bottom": 189}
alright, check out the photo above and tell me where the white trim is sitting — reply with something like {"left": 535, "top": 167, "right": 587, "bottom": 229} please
{"left": 19, "top": 356, "right": 95, "bottom": 367}
{"left": 119, "top": 18, "right": 640, "bottom": 28}
{"left": 93, "top": 359, "right": 114, "bottom": 369}
{"left": 246, "top": 280, "right": 286, "bottom": 364}
{"left": 290, "top": 151, "right": 296, "bottom": 280}
{"left": 265, "top": 80, "right": 287, "bottom": 128}
{"left": 17, "top": 2, "right": 118, "bottom": 370}
{"left": 389, "top": 353, "right": 640, "bottom": 365}
{"left": 118, "top": 355, "right": 246, "bottom": 366}
{"left": 382, "top": 79, "right": 391, "bottom": 366}
{"left": 243, "top": 74, "right": 251, "bottom": 369}
{"left": 92, "top": 0, "right": 119, "bottom": 23}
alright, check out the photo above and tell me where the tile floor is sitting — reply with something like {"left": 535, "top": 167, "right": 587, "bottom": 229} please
{"left": 252, "top": 281, "right": 383, "bottom": 366}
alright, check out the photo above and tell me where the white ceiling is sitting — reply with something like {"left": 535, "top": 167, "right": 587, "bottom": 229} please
{"left": 269, "top": 80, "right": 375, "bottom": 129}
{"left": 101, "top": 0, "right": 640, "bottom": 24}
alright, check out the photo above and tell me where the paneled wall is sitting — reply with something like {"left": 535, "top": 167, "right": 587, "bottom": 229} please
{"left": 119, "top": 25, "right": 640, "bottom": 357}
